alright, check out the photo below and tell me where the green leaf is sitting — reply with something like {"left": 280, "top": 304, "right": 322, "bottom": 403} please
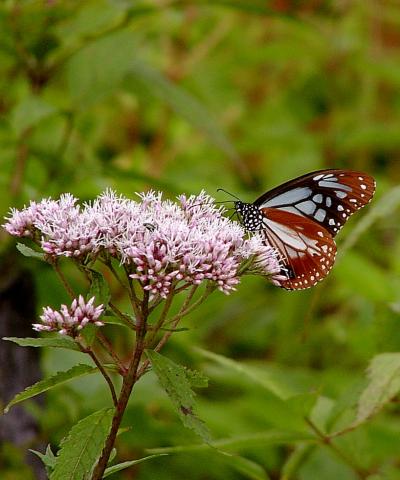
{"left": 195, "top": 347, "right": 288, "bottom": 396}
{"left": 128, "top": 61, "right": 239, "bottom": 162}
{"left": 3, "top": 336, "right": 80, "bottom": 352}
{"left": 50, "top": 408, "right": 114, "bottom": 480}
{"left": 4, "top": 364, "right": 97, "bottom": 413}
{"left": 102, "top": 315, "right": 132, "bottom": 328}
{"left": 30, "top": 445, "right": 57, "bottom": 476}
{"left": 12, "top": 96, "right": 57, "bottom": 134}
{"left": 355, "top": 353, "right": 400, "bottom": 425}
{"left": 286, "top": 392, "right": 318, "bottom": 418}
{"left": 280, "top": 444, "right": 314, "bottom": 480}
{"left": 146, "top": 350, "right": 211, "bottom": 443}
{"left": 195, "top": 348, "right": 311, "bottom": 432}
{"left": 222, "top": 455, "right": 271, "bottom": 480}
{"left": 16, "top": 243, "right": 45, "bottom": 261}
{"left": 87, "top": 269, "right": 111, "bottom": 307}
{"left": 80, "top": 323, "right": 99, "bottom": 347}
{"left": 103, "top": 454, "right": 168, "bottom": 478}
{"left": 67, "top": 29, "right": 137, "bottom": 106}
{"left": 146, "top": 430, "right": 315, "bottom": 454}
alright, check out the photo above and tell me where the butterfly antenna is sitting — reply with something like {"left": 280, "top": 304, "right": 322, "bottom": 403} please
{"left": 217, "top": 188, "right": 242, "bottom": 202}
{"left": 188, "top": 199, "right": 235, "bottom": 209}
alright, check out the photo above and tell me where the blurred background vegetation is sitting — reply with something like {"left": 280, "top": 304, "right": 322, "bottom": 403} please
{"left": 1, "top": 1, "right": 400, "bottom": 479}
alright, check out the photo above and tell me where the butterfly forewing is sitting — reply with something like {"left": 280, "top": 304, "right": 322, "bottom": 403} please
{"left": 261, "top": 208, "right": 337, "bottom": 290}
{"left": 254, "top": 170, "right": 375, "bottom": 237}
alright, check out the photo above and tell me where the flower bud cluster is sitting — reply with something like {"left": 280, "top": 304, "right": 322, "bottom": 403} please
{"left": 33, "top": 296, "right": 104, "bottom": 336}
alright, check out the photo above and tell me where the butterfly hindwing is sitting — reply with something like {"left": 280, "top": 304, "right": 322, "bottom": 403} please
{"left": 260, "top": 208, "right": 337, "bottom": 290}
{"left": 254, "top": 170, "right": 375, "bottom": 237}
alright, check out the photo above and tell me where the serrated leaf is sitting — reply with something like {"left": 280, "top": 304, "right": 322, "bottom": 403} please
{"left": 3, "top": 336, "right": 80, "bottom": 352}
{"left": 355, "top": 353, "right": 400, "bottom": 425}
{"left": 146, "top": 350, "right": 211, "bottom": 443}
{"left": 128, "top": 61, "right": 239, "bottom": 162}
{"left": 146, "top": 430, "right": 315, "bottom": 454}
{"left": 30, "top": 445, "right": 57, "bottom": 475}
{"left": 185, "top": 368, "right": 209, "bottom": 389}
{"left": 103, "top": 454, "right": 168, "bottom": 478}
{"left": 4, "top": 364, "right": 97, "bottom": 413}
{"left": 87, "top": 269, "right": 111, "bottom": 307}
{"left": 16, "top": 243, "right": 45, "bottom": 261}
{"left": 51, "top": 408, "right": 114, "bottom": 480}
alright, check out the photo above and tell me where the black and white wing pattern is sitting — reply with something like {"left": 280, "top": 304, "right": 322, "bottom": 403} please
{"left": 234, "top": 169, "right": 376, "bottom": 290}
{"left": 254, "top": 170, "right": 375, "bottom": 237}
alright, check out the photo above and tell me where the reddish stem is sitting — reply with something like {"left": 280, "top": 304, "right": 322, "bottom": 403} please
{"left": 91, "top": 291, "right": 149, "bottom": 480}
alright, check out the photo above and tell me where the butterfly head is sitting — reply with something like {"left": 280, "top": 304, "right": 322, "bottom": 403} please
{"left": 234, "top": 201, "right": 264, "bottom": 231}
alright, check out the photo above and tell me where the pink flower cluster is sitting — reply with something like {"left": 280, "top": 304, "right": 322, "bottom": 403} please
{"left": 4, "top": 190, "right": 281, "bottom": 296}
{"left": 33, "top": 296, "right": 104, "bottom": 336}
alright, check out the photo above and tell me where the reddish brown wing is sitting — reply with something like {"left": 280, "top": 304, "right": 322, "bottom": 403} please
{"left": 260, "top": 208, "right": 337, "bottom": 290}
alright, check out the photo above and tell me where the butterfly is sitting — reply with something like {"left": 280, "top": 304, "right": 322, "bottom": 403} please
{"left": 229, "top": 169, "right": 376, "bottom": 290}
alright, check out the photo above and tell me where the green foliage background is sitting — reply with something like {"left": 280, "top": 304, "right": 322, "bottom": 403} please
{"left": 1, "top": 1, "right": 400, "bottom": 479}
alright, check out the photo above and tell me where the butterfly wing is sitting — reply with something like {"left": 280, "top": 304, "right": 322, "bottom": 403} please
{"left": 254, "top": 170, "right": 375, "bottom": 237}
{"left": 260, "top": 208, "right": 337, "bottom": 290}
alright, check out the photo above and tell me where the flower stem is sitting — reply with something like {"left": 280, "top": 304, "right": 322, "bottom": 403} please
{"left": 145, "top": 287, "right": 176, "bottom": 347}
{"left": 96, "top": 331, "right": 127, "bottom": 375}
{"left": 52, "top": 260, "right": 75, "bottom": 299}
{"left": 108, "top": 302, "right": 136, "bottom": 330}
{"left": 91, "top": 291, "right": 149, "bottom": 480}
{"left": 305, "top": 418, "right": 370, "bottom": 479}
{"left": 137, "top": 283, "right": 215, "bottom": 379}
{"left": 79, "top": 344, "right": 118, "bottom": 407}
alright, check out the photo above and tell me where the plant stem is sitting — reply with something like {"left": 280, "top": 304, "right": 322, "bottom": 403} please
{"left": 305, "top": 418, "right": 369, "bottom": 479}
{"left": 108, "top": 302, "right": 136, "bottom": 330}
{"left": 137, "top": 283, "right": 215, "bottom": 379}
{"left": 124, "top": 265, "right": 142, "bottom": 322}
{"left": 52, "top": 261, "right": 75, "bottom": 299}
{"left": 145, "top": 287, "right": 176, "bottom": 347}
{"left": 79, "top": 344, "right": 118, "bottom": 407}
{"left": 96, "top": 331, "right": 127, "bottom": 375}
{"left": 91, "top": 291, "right": 149, "bottom": 480}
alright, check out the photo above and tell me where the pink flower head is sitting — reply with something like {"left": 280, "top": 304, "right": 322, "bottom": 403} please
{"left": 33, "top": 295, "right": 104, "bottom": 336}
{"left": 4, "top": 189, "right": 282, "bottom": 298}
{"left": 3, "top": 201, "right": 43, "bottom": 237}
{"left": 121, "top": 190, "right": 281, "bottom": 297}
